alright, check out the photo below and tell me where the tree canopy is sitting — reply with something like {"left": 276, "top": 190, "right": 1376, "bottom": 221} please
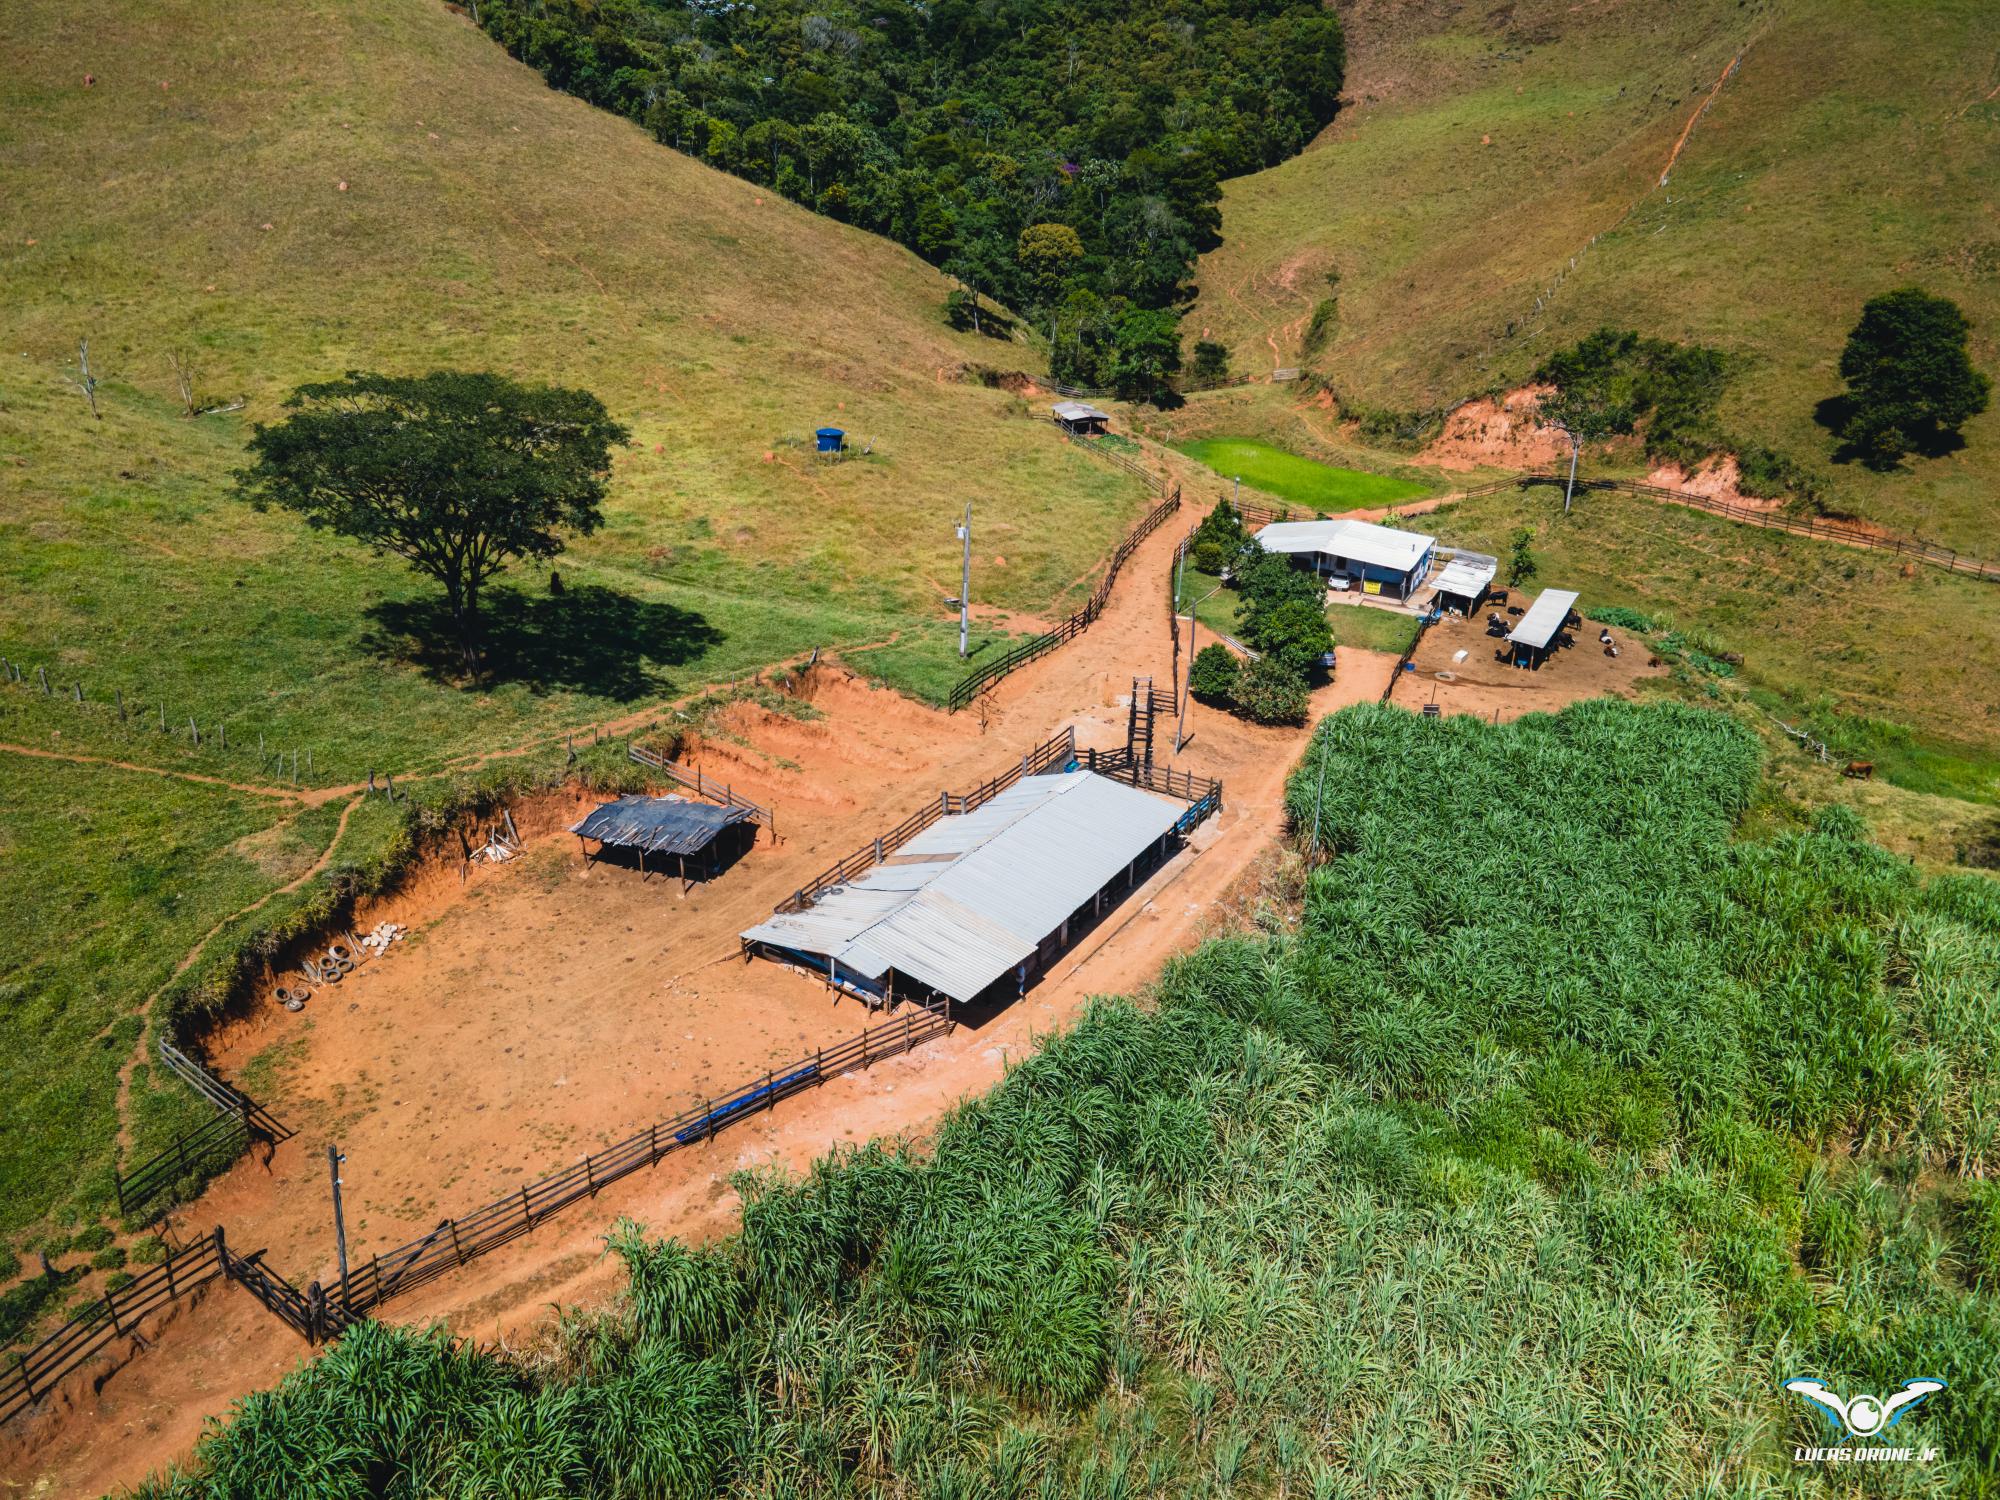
{"left": 1837, "top": 287, "right": 1991, "bottom": 468}
{"left": 239, "top": 371, "right": 628, "bottom": 678}
{"left": 479, "top": 0, "right": 1344, "bottom": 394}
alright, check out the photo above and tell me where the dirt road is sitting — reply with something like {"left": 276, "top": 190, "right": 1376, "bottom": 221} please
{"left": 5, "top": 494, "right": 1394, "bottom": 1497}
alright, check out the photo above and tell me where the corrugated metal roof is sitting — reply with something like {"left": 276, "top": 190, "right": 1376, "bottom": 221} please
{"left": 1432, "top": 557, "right": 1497, "bottom": 598}
{"left": 1257, "top": 518, "right": 1435, "bottom": 574}
{"left": 571, "top": 795, "right": 752, "bottom": 854}
{"left": 1507, "top": 588, "right": 1581, "bottom": 651}
{"left": 741, "top": 771, "right": 1183, "bottom": 1002}
{"left": 1052, "top": 401, "right": 1110, "bottom": 422}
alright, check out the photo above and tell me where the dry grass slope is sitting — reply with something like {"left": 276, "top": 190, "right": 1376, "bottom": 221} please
{"left": 1192, "top": 0, "right": 2000, "bottom": 548}
{"left": 0, "top": 0, "right": 1140, "bottom": 764}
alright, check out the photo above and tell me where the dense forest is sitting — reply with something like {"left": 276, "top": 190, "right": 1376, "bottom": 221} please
{"left": 479, "top": 0, "right": 1345, "bottom": 395}
{"left": 137, "top": 703, "right": 2000, "bottom": 1494}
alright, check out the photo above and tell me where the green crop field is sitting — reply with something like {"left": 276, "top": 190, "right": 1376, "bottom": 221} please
{"left": 1175, "top": 437, "right": 1432, "bottom": 511}
{"left": 133, "top": 703, "right": 2000, "bottom": 1495}
{"left": 1192, "top": 0, "right": 2000, "bottom": 551}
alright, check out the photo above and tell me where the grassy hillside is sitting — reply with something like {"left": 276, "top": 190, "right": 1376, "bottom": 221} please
{"left": 1192, "top": 0, "right": 2000, "bottom": 548}
{"left": 131, "top": 703, "right": 2000, "bottom": 1495}
{"left": 0, "top": 0, "right": 1143, "bottom": 779}
{"left": 0, "top": 0, "right": 1145, "bottom": 1284}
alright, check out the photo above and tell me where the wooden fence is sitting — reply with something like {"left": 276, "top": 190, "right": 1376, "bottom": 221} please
{"left": 1061, "top": 431, "right": 1164, "bottom": 491}
{"left": 116, "top": 1041, "right": 292, "bottom": 1219}
{"left": 309, "top": 1001, "right": 951, "bottom": 1338}
{"left": 0, "top": 1233, "right": 227, "bottom": 1425}
{"left": 946, "top": 488, "right": 1182, "bottom": 713}
{"left": 627, "top": 742, "right": 777, "bottom": 835}
{"left": 777, "top": 729, "right": 1078, "bottom": 914}
{"left": 1506, "top": 474, "right": 2000, "bottom": 581}
{"left": 4, "top": 1001, "right": 958, "bottom": 1416}
{"left": 1077, "top": 746, "right": 1223, "bottom": 814}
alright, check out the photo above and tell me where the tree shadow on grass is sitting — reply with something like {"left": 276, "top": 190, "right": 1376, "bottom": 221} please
{"left": 1813, "top": 393, "right": 1967, "bottom": 469}
{"left": 363, "top": 584, "right": 724, "bottom": 699}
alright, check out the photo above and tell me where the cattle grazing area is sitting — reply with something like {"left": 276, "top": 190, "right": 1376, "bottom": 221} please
{"left": 116, "top": 702, "right": 2000, "bottom": 1494}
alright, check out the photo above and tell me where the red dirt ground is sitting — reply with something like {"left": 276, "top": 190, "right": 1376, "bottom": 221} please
{"left": 4, "top": 487, "right": 1398, "bottom": 1498}
{"left": 1390, "top": 609, "right": 1665, "bottom": 724}
{"left": 1416, "top": 385, "right": 1569, "bottom": 473}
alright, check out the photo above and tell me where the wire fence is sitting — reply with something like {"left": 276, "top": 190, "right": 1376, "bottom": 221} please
{"left": 0, "top": 655, "right": 340, "bottom": 787}
{"left": 946, "top": 488, "right": 1182, "bottom": 713}
{"left": 776, "top": 729, "right": 1078, "bottom": 914}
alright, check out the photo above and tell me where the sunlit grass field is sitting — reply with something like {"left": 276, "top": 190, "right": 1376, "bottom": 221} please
{"left": 1193, "top": 0, "right": 2000, "bottom": 550}
{"left": 1175, "top": 436, "right": 1431, "bottom": 512}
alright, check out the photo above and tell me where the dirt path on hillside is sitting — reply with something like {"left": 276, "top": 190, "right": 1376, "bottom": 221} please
{"left": 0, "top": 742, "right": 308, "bottom": 803}
{"left": 6, "top": 490, "right": 1402, "bottom": 1497}
{"left": 103, "top": 795, "right": 368, "bottom": 1159}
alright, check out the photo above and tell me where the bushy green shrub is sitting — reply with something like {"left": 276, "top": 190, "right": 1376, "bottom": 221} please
{"left": 1587, "top": 605, "right": 1660, "bottom": 634}
{"left": 1187, "top": 644, "right": 1241, "bottom": 703}
{"left": 1231, "top": 654, "right": 1310, "bottom": 725}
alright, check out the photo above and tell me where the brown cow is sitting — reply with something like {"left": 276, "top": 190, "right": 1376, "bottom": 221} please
{"left": 1842, "top": 761, "right": 1874, "bottom": 781}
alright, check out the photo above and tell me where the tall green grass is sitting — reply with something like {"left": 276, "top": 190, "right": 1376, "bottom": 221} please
{"left": 135, "top": 703, "right": 2000, "bottom": 1496}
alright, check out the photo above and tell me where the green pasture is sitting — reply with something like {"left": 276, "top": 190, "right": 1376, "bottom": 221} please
{"left": 1175, "top": 437, "right": 1432, "bottom": 512}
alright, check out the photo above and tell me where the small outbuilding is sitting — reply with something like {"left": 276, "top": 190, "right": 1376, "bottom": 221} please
{"left": 1256, "top": 518, "right": 1437, "bottom": 600}
{"left": 572, "top": 795, "right": 757, "bottom": 884}
{"left": 1429, "top": 553, "right": 1499, "bottom": 617}
{"left": 1504, "top": 588, "right": 1581, "bottom": 669}
{"left": 1052, "top": 401, "right": 1110, "bottom": 437}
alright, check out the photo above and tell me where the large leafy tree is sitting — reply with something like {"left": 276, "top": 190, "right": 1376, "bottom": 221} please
{"left": 239, "top": 371, "right": 629, "bottom": 678}
{"left": 1837, "top": 287, "right": 1991, "bottom": 468}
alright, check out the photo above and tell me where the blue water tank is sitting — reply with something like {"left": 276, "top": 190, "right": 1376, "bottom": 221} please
{"left": 815, "top": 427, "right": 845, "bottom": 454}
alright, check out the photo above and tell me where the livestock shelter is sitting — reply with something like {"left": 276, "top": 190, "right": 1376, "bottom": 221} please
{"left": 1052, "top": 400, "right": 1110, "bottom": 436}
{"left": 1256, "top": 518, "right": 1437, "bottom": 600}
{"left": 1429, "top": 553, "right": 1499, "bottom": 616}
{"left": 741, "top": 770, "right": 1186, "bottom": 1008}
{"left": 1505, "top": 588, "right": 1581, "bottom": 669}
{"left": 572, "top": 795, "right": 757, "bottom": 883}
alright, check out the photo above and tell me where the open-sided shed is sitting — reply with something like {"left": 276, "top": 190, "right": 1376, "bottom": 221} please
{"left": 1505, "top": 588, "right": 1581, "bottom": 669}
{"left": 572, "top": 796, "right": 756, "bottom": 883}
{"left": 1052, "top": 400, "right": 1110, "bottom": 436}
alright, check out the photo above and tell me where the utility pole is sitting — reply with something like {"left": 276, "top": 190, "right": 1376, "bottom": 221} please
{"left": 1176, "top": 584, "right": 1222, "bottom": 753}
{"left": 327, "top": 1144, "right": 351, "bottom": 1307}
{"left": 956, "top": 502, "right": 973, "bottom": 659}
{"left": 1561, "top": 426, "right": 1582, "bottom": 515}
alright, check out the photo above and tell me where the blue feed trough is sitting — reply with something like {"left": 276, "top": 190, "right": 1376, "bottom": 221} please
{"left": 815, "top": 427, "right": 845, "bottom": 454}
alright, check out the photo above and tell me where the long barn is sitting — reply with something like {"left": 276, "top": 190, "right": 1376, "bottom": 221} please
{"left": 741, "top": 770, "right": 1191, "bottom": 1008}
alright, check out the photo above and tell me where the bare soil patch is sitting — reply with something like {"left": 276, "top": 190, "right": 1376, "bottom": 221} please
{"left": 1417, "top": 385, "right": 1568, "bottom": 472}
{"left": 1391, "top": 609, "right": 1666, "bottom": 723}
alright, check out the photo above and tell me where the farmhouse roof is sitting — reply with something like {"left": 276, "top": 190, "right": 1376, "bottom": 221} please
{"left": 570, "top": 796, "right": 752, "bottom": 855}
{"left": 1507, "top": 588, "right": 1581, "bottom": 652}
{"left": 1256, "top": 517, "right": 1435, "bottom": 574}
{"left": 740, "top": 771, "right": 1183, "bottom": 1003}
